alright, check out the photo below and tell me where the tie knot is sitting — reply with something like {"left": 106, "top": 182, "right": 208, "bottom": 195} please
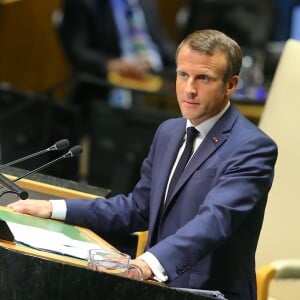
{"left": 186, "top": 127, "right": 198, "bottom": 144}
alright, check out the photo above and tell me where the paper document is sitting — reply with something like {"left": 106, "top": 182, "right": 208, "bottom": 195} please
{"left": 7, "top": 221, "right": 103, "bottom": 260}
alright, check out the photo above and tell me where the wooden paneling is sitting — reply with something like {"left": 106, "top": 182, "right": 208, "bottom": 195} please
{"left": 157, "top": 0, "right": 187, "bottom": 42}
{"left": 0, "top": 0, "right": 69, "bottom": 93}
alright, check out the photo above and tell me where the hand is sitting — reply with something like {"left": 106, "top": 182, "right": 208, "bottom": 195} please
{"left": 106, "top": 58, "right": 151, "bottom": 79}
{"left": 7, "top": 199, "right": 52, "bottom": 218}
{"left": 127, "top": 258, "right": 153, "bottom": 281}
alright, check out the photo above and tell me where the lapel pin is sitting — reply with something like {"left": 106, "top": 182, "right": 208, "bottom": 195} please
{"left": 213, "top": 137, "right": 219, "bottom": 143}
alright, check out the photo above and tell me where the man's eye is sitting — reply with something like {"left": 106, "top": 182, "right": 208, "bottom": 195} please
{"left": 177, "top": 71, "right": 188, "bottom": 78}
{"left": 197, "top": 75, "right": 215, "bottom": 83}
{"left": 198, "top": 75, "right": 210, "bottom": 81}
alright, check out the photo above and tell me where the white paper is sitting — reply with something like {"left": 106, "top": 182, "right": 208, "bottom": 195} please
{"left": 7, "top": 221, "right": 102, "bottom": 260}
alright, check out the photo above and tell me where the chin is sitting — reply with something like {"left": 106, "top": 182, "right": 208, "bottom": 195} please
{"left": 181, "top": 110, "right": 198, "bottom": 121}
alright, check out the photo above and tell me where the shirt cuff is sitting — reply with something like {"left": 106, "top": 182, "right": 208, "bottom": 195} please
{"left": 49, "top": 199, "right": 67, "bottom": 220}
{"left": 139, "top": 251, "right": 168, "bottom": 282}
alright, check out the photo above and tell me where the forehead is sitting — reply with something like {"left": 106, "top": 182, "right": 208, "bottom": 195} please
{"left": 177, "top": 44, "right": 228, "bottom": 73}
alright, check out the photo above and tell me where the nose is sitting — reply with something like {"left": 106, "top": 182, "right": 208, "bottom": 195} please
{"left": 185, "top": 79, "right": 197, "bottom": 98}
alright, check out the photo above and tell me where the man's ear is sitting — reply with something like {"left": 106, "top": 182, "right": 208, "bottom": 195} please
{"left": 226, "top": 75, "right": 239, "bottom": 96}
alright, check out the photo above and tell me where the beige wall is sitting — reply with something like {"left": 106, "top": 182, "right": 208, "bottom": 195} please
{"left": 256, "top": 39, "right": 300, "bottom": 300}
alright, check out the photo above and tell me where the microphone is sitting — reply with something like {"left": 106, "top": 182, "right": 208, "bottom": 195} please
{"left": 11, "top": 145, "right": 83, "bottom": 184}
{"left": 0, "top": 139, "right": 70, "bottom": 171}
{"left": 0, "top": 145, "right": 83, "bottom": 200}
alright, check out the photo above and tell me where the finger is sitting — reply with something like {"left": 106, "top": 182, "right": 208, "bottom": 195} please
{"left": 128, "top": 264, "right": 143, "bottom": 281}
{"left": 7, "top": 200, "right": 52, "bottom": 218}
{"left": 7, "top": 200, "right": 26, "bottom": 211}
{"left": 8, "top": 201, "right": 36, "bottom": 215}
{"left": 7, "top": 201, "right": 19, "bottom": 208}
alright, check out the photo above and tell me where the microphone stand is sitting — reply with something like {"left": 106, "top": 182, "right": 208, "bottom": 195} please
{"left": 0, "top": 173, "right": 28, "bottom": 200}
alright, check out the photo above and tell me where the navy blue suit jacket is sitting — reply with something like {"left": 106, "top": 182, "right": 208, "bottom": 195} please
{"left": 65, "top": 105, "right": 277, "bottom": 300}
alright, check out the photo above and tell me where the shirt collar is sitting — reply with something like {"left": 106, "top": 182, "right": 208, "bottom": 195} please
{"left": 186, "top": 101, "right": 230, "bottom": 137}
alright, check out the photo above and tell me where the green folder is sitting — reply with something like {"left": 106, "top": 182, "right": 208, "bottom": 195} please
{"left": 0, "top": 208, "right": 90, "bottom": 242}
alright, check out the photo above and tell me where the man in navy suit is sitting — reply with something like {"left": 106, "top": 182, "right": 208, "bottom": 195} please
{"left": 9, "top": 29, "right": 277, "bottom": 299}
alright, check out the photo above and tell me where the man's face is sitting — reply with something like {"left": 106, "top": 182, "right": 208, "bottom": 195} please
{"left": 176, "top": 44, "right": 238, "bottom": 126}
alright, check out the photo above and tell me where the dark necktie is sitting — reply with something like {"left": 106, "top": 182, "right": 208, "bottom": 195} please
{"left": 150, "top": 127, "right": 199, "bottom": 245}
{"left": 165, "top": 127, "right": 199, "bottom": 203}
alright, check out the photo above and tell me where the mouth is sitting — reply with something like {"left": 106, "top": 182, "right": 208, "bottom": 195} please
{"left": 182, "top": 100, "right": 199, "bottom": 106}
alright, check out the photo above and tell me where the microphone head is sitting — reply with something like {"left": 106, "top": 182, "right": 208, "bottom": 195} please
{"left": 65, "top": 145, "right": 83, "bottom": 158}
{"left": 49, "top": 139, "right": 70, "bottom": 151}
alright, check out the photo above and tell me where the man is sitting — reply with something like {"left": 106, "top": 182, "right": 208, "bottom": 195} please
{"left": 58, "top": 0, "right": 176, "bottom": 121}
{"left": 60, "top": 0, "right": 176, "bottom": 78}
{"left": 9, "top": 30, "right": 277, "bottom": 300}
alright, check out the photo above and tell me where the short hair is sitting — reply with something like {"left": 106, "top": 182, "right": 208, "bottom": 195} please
{"left": 176, "top": 29, "right": 243, "bottom": 82}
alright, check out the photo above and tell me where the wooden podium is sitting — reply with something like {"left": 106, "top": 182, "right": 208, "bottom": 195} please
{"left": 0, "top": 169, "right": 213, "bottom": 299}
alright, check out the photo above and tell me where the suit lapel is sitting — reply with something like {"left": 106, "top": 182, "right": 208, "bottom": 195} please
{"left": 162, "top": 105, "right": 238, "bottom": 213}
{"left": 150, "top": 121, "right": 186, "bottom": 224}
